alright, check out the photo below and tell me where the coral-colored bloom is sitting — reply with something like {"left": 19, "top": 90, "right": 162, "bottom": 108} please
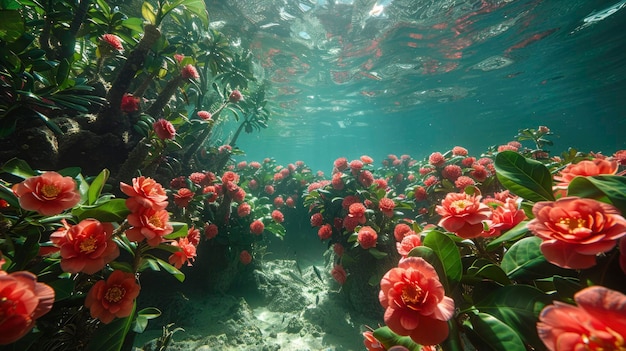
{"left": 204, "top": 223, "right": 218, "bottom": 239}
{"left": 469, "top": 164, "right": 488, "bottom": 182}
{"left": 332, "top": 172, "right": 344, "bottom": 190}
{"left": 197, "top": 110, "right": 212, "bottom": 120}
{"left": 613, "top": 150, "right": 626, "bottom": 166}
{"left": 394, "top": 223, "right": 414, "bottom": 242}
{"left": 50, "top": 219, "right": 119, "bottom": 274}
{"left": 537, "top": 286, "right": 626, "bottom": 351}
{"left": 350, "top": 159, "right": 364, "bottom": 174}
{"left": 318, "top": 224, "right": 333, "bottom": 240}
{"left": 240, "top": 250, "right": 252, "bottom": 265}
{"left": 397, "top": 234, "right": 422, "bottom": 257}
{"left": 359, "top": 170, "right": 375, "bottom": 187}
{"left": 286, "top": 196, "right": 295, "bottom": 208}
{"left": 237, "top": 203, "right": 251, "bottom": 217}
{"left": 442, "top": 165, "right": 462, "bottom": 181}
{"left": 264, "top": 185, "right": 275, "bottom": 195}
{"left": 361, "top": 155, "right": 374, "bottom": 164}
{"left": 379, "top": 198, "right": 396, "bottom": 217}
{"left": 126, "top": 207, "right": 173, "bottom": 246}
{"left": 189, "top": 172, "right": 206, "bottom": 185}
{"left": 462, "top": 156, "right": 476, "bottom": 167}
{"left": 414, "top": 186, "right": 427, "bottom": 201}
{"left": 333, "top": 243, "right": 344, "bottom": 257}
{"left": 152, "top": 119, "right": 176, "bottom": 140}
{"left": 379, "top": 257, "right": 455, "bottom": 346}
{"left": 436, "top": 192, "right": 491, "bottom": 239}
{"left": 168, "top": 237, "right": 196, "bottom": 269}
{"left": 271, "top": 210, "right": 284, "bottom": 223}
{"left": 0, "top": 270, "right": 55, "bottom": 345}
{"left": 173, "top": 188, "right": 194, "bottom": 208}
{"left": 454, "top": 176, "right": 475, "bottom": 190}
{"left": 527, "top": 197, "right": 626, "bottom": 269}
{"left": 12, "top": 172, "right": 81, "bottom": 216}
{"left": 310, "top": 213, "right": 324, "bottom": 227}
{"left": 483, "top": 198, "right": 526, "bottom": 237}
{"left": 498, "top": 144, "right": 518, "bottom": 152}
{"left": 554, "top": 159, "right": 619, "bottom": 191}
{"left": 120, "top": 93, "right": 140, "bottom": 113}
{"left": 452, "top": 146, "right": 468, "bottom": 156}
{"left": 342, "top": 195, "right": 360, "bottom": 210}
{"left": 334, "top": 157, "right": 348, "bottom": 171}
{"left": 250, "top": 220, "right": 265, "bottom": 235}
{"left": 229, "top": 90, "right": 243, "bottom": 103}
{"left": 100, "top": 34, "right": 123, "bottom": 51}
{"left": 349, "top": 203, "right": 367, "bottom": 224}
{"left": 203, "top": 185, "right": 218, "bottom": 202}
{"left": 174, "top": 54, "right": 184, "bottom": 62}
{"left": 84, "top": 270, "right": 140, "bottom": 324}
{"left": 423, "top": 175, "right": 439, "bottom": 187}
{"left": 331, "top": 265, "right": 347, "bottom": 285}
{"left": 363, "top": 331, "right": 385, "bottom": 351}
{"left": 120, "top": 176, "right": 168, "bottom": 212}
{"left": 429, "top": 152, "right": 446, "bottom": 167}
{"left": 181, "top": 64, "right": 199, "bottom": 80}
{"left": 358, "top": 226, "right": 378, "bottom": 249}
{"left": 273, "top": 196, "right": 284, "bottom": 208}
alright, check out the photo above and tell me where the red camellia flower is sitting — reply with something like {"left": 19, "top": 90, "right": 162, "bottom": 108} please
{"left": 482, "top": 198, "right": 526, "bottom": 237}
{"left": 168, "top": 237, "right": 197, "bottom": 269}
{"left": 120, "top": 93, "right": 140, "bottom": 113}
{"left": 229, "top": 90, "right": 243, "bottom": 103}
{"left": 359, "top": 170, "right": 374, "bottom": 187}
{"left": 120, "top": 176, "right": 168, "bottom": 212}
{"left": 203, "top": 185, "right": 218, "bottom": 202}
{"left": 50, "top": 219, "right": 119, "bottom": 274}
{"left": 361, "top": 155, "right": 374, "bottom": 164}
{"left": 332, "top": 172, "right": 344, "bottom": 190}
{"left": 318, "top": 224, "right": 333, "bottom": 240}
{"left": 12, "top": 172, "right": 81, "bottom": 216}
{"left": 84, "top": 270, "right": 140, "bottom": 324}
{"left": 286, "top": 196, "right": 295, "bottom": 208}
{"left": 397, "top": 234, "right": 422, "bottom": 258}
{"left": 379, "top": 198, "right": 396, "bottom": 218}
{"left": 394, "top": 223, "right": 414, "bottom": 242}
{"left": 204, "top": 223, "right": 218, "bottom": 239}
{"left": 173, "top": 188, "right": 194, "bottom": 208}
{"left": 237, "top": 203, "right": 251, "bottom": 217}
{"left": 379, "top": 257, "right": 455, "bottom": 346}
{"left": 331, "top": 264, "right": 347, "bottom": 285}
{"left": 250, "top": 220, "right": 265, "bottom": 235}
{"left": 126, "top": 207, "right": 173, "bottom": 246}
{"left": 363, "top": 331, "right": 385, "bottom": 351}
{"left": 613, "top": 150, "right": 626, "bottom": 166}
{"left": 452, "top": 146, "right": 468, "bottom": 156}
{"left": 273, "top": 196, "right": 284, "bottom": 208}
{"left": 181, "top": 64, "right": 199, "bottom": 80}
{"left": 537, "top": 286, "right": 626, "bottom": 351}
{"left": 454, "top": 176, "right": 475, "bottom": 190}
{"left": 310, "top": 213, "right": 323, "bottom": 227}
{"left": 100, "top": 34, "right": 123, "bottom": 51}
{"left": 334, "top": 157, "right": 348, "bottom": 171}
{"left": 428, "top": 152, "right": 446, "bottom": 167}
{"left": 197, "top": 110, "right": 212, "bottom": 120}
{"left": 554, "top": 158, "right": 618, "bottom": 193}
{"left": 333, "top": 243, "right": 344, "bottom": 257}
{"left": 442, "top": 165, "right": 462, "bottom": 181}
{"left": 271, "top": 210, "right": 284, "bottom": 223}
{"left": 239, "top": 250, "right": 252, "bottom": 265}
{"left": 435, "top": 192, "right": 492, "bottom": 239}
{"left": 527, "top": 197, "right": 626, "bottom": 269}
{"left": 0, "top": 269, "right": 55, "bottom": 345}
{"left": 349, "top": 203, "right": 367, "bottom": 224}
{"left": 414, "top": 186, "right": 427, "bottom": 201}
{"left": 264, "top": 185, "right": 275, "bottom": 195}
{"left": 357, "top": 226, "right": 378, "bottom": 249}
{"left": 152, "top": 119, "right": 176, "bottom": 140}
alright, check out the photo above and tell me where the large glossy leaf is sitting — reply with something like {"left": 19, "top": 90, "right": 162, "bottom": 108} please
{"left": 568, "top": 175, "right": 626, "bottom": 214}
{"left": 468, "top": 312, "right": 526, "bottom": 351}
{"left": 372, "top": 326, "right": 422, "bottom": 351}
{"left": 88, "top": 169, "right": 110, "bottom": 205}
{"left": 0, "top": 9, "right": 25, "bottom": 42}
{"left": 72, "top": 198, "right": 130, "bottom": 222}
{"left": 500, "top": 236, "right": 570, "bottom": 280}
{"left": 485, "top": 220, "right": 529, "bottom": 250}
{"left": 474, "top": 285, "right": 549, "bottom": 347}
{"left": 495, "top": 151, "right": 555, "bottom": 202}
{"left": 163, "top": 222, "right": 189, "bottom": 240}
{"left": 0, "top": 157, "right": 37, "bottom": 178}
{"left": 423, "top": 230, "right": 462, "bottom": 292}
{"left": 87, "top": 302, "right": 135, "bottom": 351}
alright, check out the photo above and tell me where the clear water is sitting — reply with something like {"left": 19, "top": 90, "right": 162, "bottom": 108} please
{"left": 209, "top": 0, "right": 626, "bottom": 171}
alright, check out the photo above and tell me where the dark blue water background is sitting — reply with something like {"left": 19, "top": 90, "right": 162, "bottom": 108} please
{"left": 213, "top": 0, "right": 626, "bottom": 173}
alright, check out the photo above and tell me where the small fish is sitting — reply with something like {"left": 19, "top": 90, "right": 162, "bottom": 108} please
{"left": 313, "top": 266, "right": 323, "bottom": 283}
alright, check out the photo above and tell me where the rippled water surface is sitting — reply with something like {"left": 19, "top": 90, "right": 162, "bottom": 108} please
{"left": 208, "top": 0, "right": 626, "bottom": 171}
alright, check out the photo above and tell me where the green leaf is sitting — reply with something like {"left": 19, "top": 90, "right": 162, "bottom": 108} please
{"left": 423, "top": 230, "right": 462, "bottom": 292}
{"left": 0, "top": 9, "right": 25, "bottom": 43}
{"left": 132, "top": 307, "right": 161, "bottom": 333}
{"left": 48, "top": 277, "right": 75, "bottom": 302}
{"left": 568, "top": 175, "right": 626, "bottom": 214}
{"left": 163, "top": 222, "right": 189, "bottom": 240}
{"left": 368, "top": 247, "right": 388, "bottom": 259}
{"left": 466, "top": 259, "right": 511, "bottom": 286}
{"left": 485, "top": 220, "right": 530, "bottom": 250}
{"left": 265, "top": 222, "right": 286, "bottom": 238}
{"left": 495, "top": 151, "right": 555, "bottom": 202}
{"left": 0, "top": 183, "right": 20, "bottom": 208}
{"left": 141, "top": 1, "right": 156, "bottom": 24}
{"left": 500, "top": 236, "right": 570, "bottom": 280}
{"left": 72, "top": 198, "right": 130, "bottom": 222}
{"left": 468, "top": 312, "right": 527, "bottom": 351}
{"left": 474, "top": 285, "right": 549, "bottom": 347}
{"left": 0, "top": 0, "right": 21, "bottom": 10}
{"left": 88, "top": 169, "right": 110, "bottom": 206}
{"left": 155, "top": 258, "right": 185, "bottom": 282}
{"left": 372, "top": 326, "right": 422, "bottom": 351}
{"left": 87, "top": 301, "right": 136, "bottom": 351}
{"left": 0, "top": 158, "right": 37, "bottom": 178}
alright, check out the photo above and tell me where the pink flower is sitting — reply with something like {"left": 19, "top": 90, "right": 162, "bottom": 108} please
{"left": 379, "top": 197, "right": 396, "bottom": 218}
{"left": 394, "top": 223, "right": 414, "bottom": 242}
{"left": 482, "top": 198, "right": 526, "bottom": 237}
{"left": 240, "top": 250, "right": 252, "bottom": 265}
{"left": 273, "top": 196, "right": 284, "bottom": 208}
{"left": 397, "top": 234, "right": 422, "bottom": 257}
{"left": 360, "top": 155, "right": 374, "bottom": 164}
{"left": 237, "top": 203, "right": 251, "bottom": 217}
{"left": 120, "top": 176, "right": 168, "bottom": 212}
{"left": 120, "top": 93, "right": 140, "bottom": 113}
{"left": 271, "top": 210, "right": 284, "bottom": 223}
{"left": 174, "top": 54, "right": 184, "bottom": 62}
{"left": 204, "top": 223, "right": 218, "bottom": 239}
{"left": 318, "top": 224, "right": 333, "bottom": 240}
{"left": 379, "top": 257, "right": 455, "bottom": 346}
{"left": 357, "top": 226, "right": 378, "bottom": 249}
{"left": 429, "top": 152, "right": 446, "bottom": 167}
{"left": 153, "top": 119, "right": 176, "bottom": 140}
{"left": 442, "top": 165, "right": 462, "bottom": 181}
{"left": 310, "top": 213, "right": 324, "bottom": 227}
{"left": 333, "top": 243, "right": 344, "bottom": 257}
{"left": 168, "top": 237, "right": 196, "bottom": 269}
{"left": 229, "top": 90, "right": 243, "bottom": 103}
{"left": 173, "top": 188, "right": 194, "bottom": 208}
{"left": 100, "top": 34, "right": 123, "bottom": 51}
{"left": 331, "top": 265, "right": 347, "bottom": 285}
{"left": 126, "top": 207, "right": 173, "bottom": 246}
{"left": 250, "top": 220, "right": 265, "bottom": 235}
{"left": 84, "top": 270, "right": 140, "bottom": 324}
{"left": 554, "top": 158, "right": 618, "bottom": 191}
{"left": 349, "top": 203, "right": 367, "bottom": 224}
{"left": 414, "top": 186, "right": 427, "bottom": 201}
{"left": 334, "top": 157, "right": 348, "bottom": 171}
{"left": 264, "top": 185, "right": 275, "bottom": 195}
{"left": 359, "top": 170, "right": 374, "bottom": 187}
{"left": 363, "top": 331, "right": 386, "bottom": 351}
{"left": 50, "top": 219, "right": 119, "bottom": 274}
{"left": 527, "top": 197, "right": 626, "bottom": 269}
{"left": 537, "top": 286, "right": 626, "bottom": 351}
{"left": 454, "top": 176, "right": 475, "bottom": 190}
{"left": 332, "top": 172, "right": 344, "bottom": 190}
{"left": 197, "top": 110, "right": 212, "bottom": 120}
{"left": 12, "top": 171, "right": 81, "bottom": 216}
{"left": 452, "top": 146, "right": 468, "bottom": 156}
{"left": 181, "top": 64, "right": 199, "bottom": 80}
{"left": 436, "top": 192, "right": 492, "bottom": 239}
{"left": 0, "top": 269, "right": 55, "bottom": 345}
{"left": 498, "top": 144, "right": 518, "bottom": 152}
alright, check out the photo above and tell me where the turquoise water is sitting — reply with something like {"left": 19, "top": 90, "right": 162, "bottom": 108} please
{"left": 212, "top": 0, "right": 626, "bottom": 171}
